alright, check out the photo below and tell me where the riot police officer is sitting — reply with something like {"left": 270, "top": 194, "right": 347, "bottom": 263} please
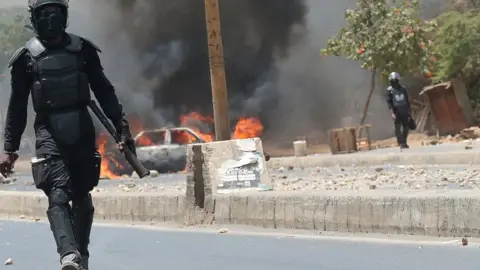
{"left": 386, "top": 72, "right": 411, "bottom": 149}
{"left": 0, "top": 0, "right": 136, "bottom": 269}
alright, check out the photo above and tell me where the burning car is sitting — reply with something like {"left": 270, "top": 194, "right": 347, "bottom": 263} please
{"left": 102, "top": 127, "right": 205, "bottom": 177}
{"left": 98, "top": 112, "right": 266, "bottom": 179}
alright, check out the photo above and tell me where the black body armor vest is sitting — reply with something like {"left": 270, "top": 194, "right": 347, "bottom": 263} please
{"left": 24, "top": 34, "right": 93, "bottom": 146}
{"left": 388, "top": 86, "right": 409, "bottom": 108}
{"left": 26, "top": 34, "right": 91, "bottom": 113}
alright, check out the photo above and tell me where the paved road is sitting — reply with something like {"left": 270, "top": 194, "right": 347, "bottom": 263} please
{"left": 0, "top": 220, "right": 477, "bottom": 270}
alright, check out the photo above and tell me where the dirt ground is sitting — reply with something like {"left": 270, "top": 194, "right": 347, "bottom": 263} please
{"left": 263, "top": 133, "right": 447, "bottom": 157}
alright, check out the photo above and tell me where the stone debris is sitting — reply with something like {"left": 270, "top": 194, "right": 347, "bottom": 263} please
{"left": 86, "top": 165, "right": 480, "bottom": 193}
{"left": 271, "top": 165, "right": 480, "bottom": 191}
{"left": 6, "top": 164, "right": 480, "bottom": 194}
{"left": 460, "top": 126, "right": 480, "bottom": 139}
{"left": 4, "top": 258, "right": 13, "bottom": 265}
{"left": 218, "top": 228, "right": 229, "bottom": 234}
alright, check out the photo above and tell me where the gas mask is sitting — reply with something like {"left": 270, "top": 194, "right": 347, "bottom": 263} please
{"left": 390, "top": 79, "right": 400, "bottom": 88}
{"left": 34, "top": 5, "right": 66, "bottom": 41}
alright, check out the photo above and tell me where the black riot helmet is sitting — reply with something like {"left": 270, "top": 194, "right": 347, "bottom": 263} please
{"left": 28, "top": 0, "right": 69, "bottom": 40}
{"left": 388, "top": 72, "right": 401, "bottom": 86}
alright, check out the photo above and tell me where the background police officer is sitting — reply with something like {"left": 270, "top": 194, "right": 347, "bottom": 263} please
{"left": 386, "top": 72, "right": 411, "bottom": 149}
{"left": 0, "top": 1, "right": 136, "bottom": 269}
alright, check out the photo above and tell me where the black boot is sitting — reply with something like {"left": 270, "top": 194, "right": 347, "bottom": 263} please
{"left": 73, "top": 194, "right": 94, "bottom": 270}
{"left": 47, "top": 205, "right": 82, "bottom": 270}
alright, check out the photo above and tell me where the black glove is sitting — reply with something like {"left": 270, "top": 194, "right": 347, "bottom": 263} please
{"left": 0, "top": 152, "right": 19, "bottom": 178}
{"left": 116, "top": 119, "right": 136, "bottom": 156}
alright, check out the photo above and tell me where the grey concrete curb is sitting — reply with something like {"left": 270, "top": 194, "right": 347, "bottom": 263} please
{"left": 268, "top": 151, "right": 480, "bottom": 168}
{"left": 2, "top": 190, "right": 480, "bottom": 238}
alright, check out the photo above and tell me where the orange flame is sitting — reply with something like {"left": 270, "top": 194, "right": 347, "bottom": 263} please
{"left": 179, "top": 112, "right": 214, "bottom": 142}
{"left": 97, "top": 132, "right": 124, "bottom": 179}
{"left": 232, "top": 117, "right": 264, "bottom": 139}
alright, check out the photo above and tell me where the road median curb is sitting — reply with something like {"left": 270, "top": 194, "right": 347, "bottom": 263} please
{"left": 268, "top": 151, "right": 480, "bottom": 168}
{"left": 2, "top": 190, "right": 479, "bottom": 238}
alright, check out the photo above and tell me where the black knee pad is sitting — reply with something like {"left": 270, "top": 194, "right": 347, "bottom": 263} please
{"left": 48, "top": 188, "right": 70, "bottom": 208}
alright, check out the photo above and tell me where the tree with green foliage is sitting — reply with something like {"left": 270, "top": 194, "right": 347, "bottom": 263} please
{"left": 432, "top": 10, "right": 480, "bottom": 107}
{"left": 321, "top": 0, "right": 437, "bottom": 126}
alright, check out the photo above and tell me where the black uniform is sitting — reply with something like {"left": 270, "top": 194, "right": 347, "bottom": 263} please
{"left": 386, "top": 85, "right": 411, "bottom": 146}
{"left": 4, "top": 33, "right": 133, "bottom": 269}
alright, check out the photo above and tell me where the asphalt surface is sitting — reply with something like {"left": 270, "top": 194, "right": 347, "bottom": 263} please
{"left": 0, "top": 220, "right": 478, "bottom": 270}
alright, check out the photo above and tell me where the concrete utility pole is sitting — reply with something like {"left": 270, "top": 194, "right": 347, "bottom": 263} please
{"left": 204, "top": 0, "right": 231, "bottom": 141}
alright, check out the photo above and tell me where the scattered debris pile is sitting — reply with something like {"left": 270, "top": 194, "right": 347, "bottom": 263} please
{"left": 459, "top": 126, "right": 480, "bottom": 139}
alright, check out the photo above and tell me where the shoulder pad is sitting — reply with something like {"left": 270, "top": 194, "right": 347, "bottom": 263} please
{"left": 79, "top": 35, "right": 102, "bottom": 53}
{"left": 386, "top": 86, "right": 393, "bottom": 91}
{"left": 25, "top": 36, "right": 46, "bottom": 58}
{"left": 65, "top": 33, "right": 83, "bottom": 52}
{"left": 8, "top": 47, "right": 27, "bottom": 68}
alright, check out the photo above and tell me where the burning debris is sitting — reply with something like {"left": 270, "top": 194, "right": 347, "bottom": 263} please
{"left": 96, "top": 113, "right": 264, "bottom": 179}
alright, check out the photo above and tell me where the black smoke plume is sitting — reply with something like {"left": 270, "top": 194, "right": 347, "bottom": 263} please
{"left": 107, "top": 0, "right": 307, "bottom": 130}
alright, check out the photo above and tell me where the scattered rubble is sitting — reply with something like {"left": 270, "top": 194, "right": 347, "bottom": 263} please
{"left": 272, "top": 165, "right": 480, "bottom": 191}
{"left": 4, "top": 258, "right": 13, "bottom": 265}
{"left": 218, "top": 228, "right": 229, "bottom": 234}
{"left": 460, "top": 126, "right": 480, "bottom": 139}
{"left": 109, "top": 164, "right": 480, "bottom": 192}
{"left": 4, "top": 163, "right": 480, "bottom": 193}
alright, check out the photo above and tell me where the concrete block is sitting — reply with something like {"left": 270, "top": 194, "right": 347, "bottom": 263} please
{"left": 423, "top": 197, "right": 440, "bottom": 236}
{"left": 438, "top": 197, "right": 455, "bottom": 237}
{"left": 312, "top": 196, "right": 327, "bottom": 231}
{"left": 186, "top": 138, "right": 270, "bottom": 194}
{"left": 324, "top": 197, "right": 337, "bottom": 231}
{"left": 390, "top": 197, "right": 410, "bottom": 234}
{"left": 468, "top": 198, "right": 480, "bottom": 237}
{"left": 324, "top": 196, "right": 351, "bottom": 232}
{"left": 346, "top": 196, "right": 362, "bottom": 233}
{"left": 244, "top": 194, "right": 276, "bottom": 228}
{"left": 6, "top": 190, "right": 480, "bottom": 239}
{"left": 409, "top": 197, "right": 426, "bottom": 235}
{"left": 294, "top": 196, "right": 315, "bottom": 230}
{"left": 274, "top": 195, "right": 287, "bottom": 228}
{"left": 246, "top": 194, "right": 264, "bottom": 227}
{"left": 334, "top": 197, "right": 349, "bottom": 232}
{"left": 358, "top": 197, "right": 373, "bottom": 233}
{"left": 453, "top": 197, "right": 471, "bottom": 237}
{"left": 143, "top": 195, "right": 158, "bottom": 222}
{"left": 262, "top": 195, "right": 276, "bottom": 228}
{"left": 215, "top": 195, "right": 231, "bottom": 224}
{"left": 175, "top": 195, "right": 187, "bottom": 224}
{"left": 230, "top": 196, "right": 248, "bottom": 225}
{"left": 284, "top": 195, "right": 296, "bottom": 229}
